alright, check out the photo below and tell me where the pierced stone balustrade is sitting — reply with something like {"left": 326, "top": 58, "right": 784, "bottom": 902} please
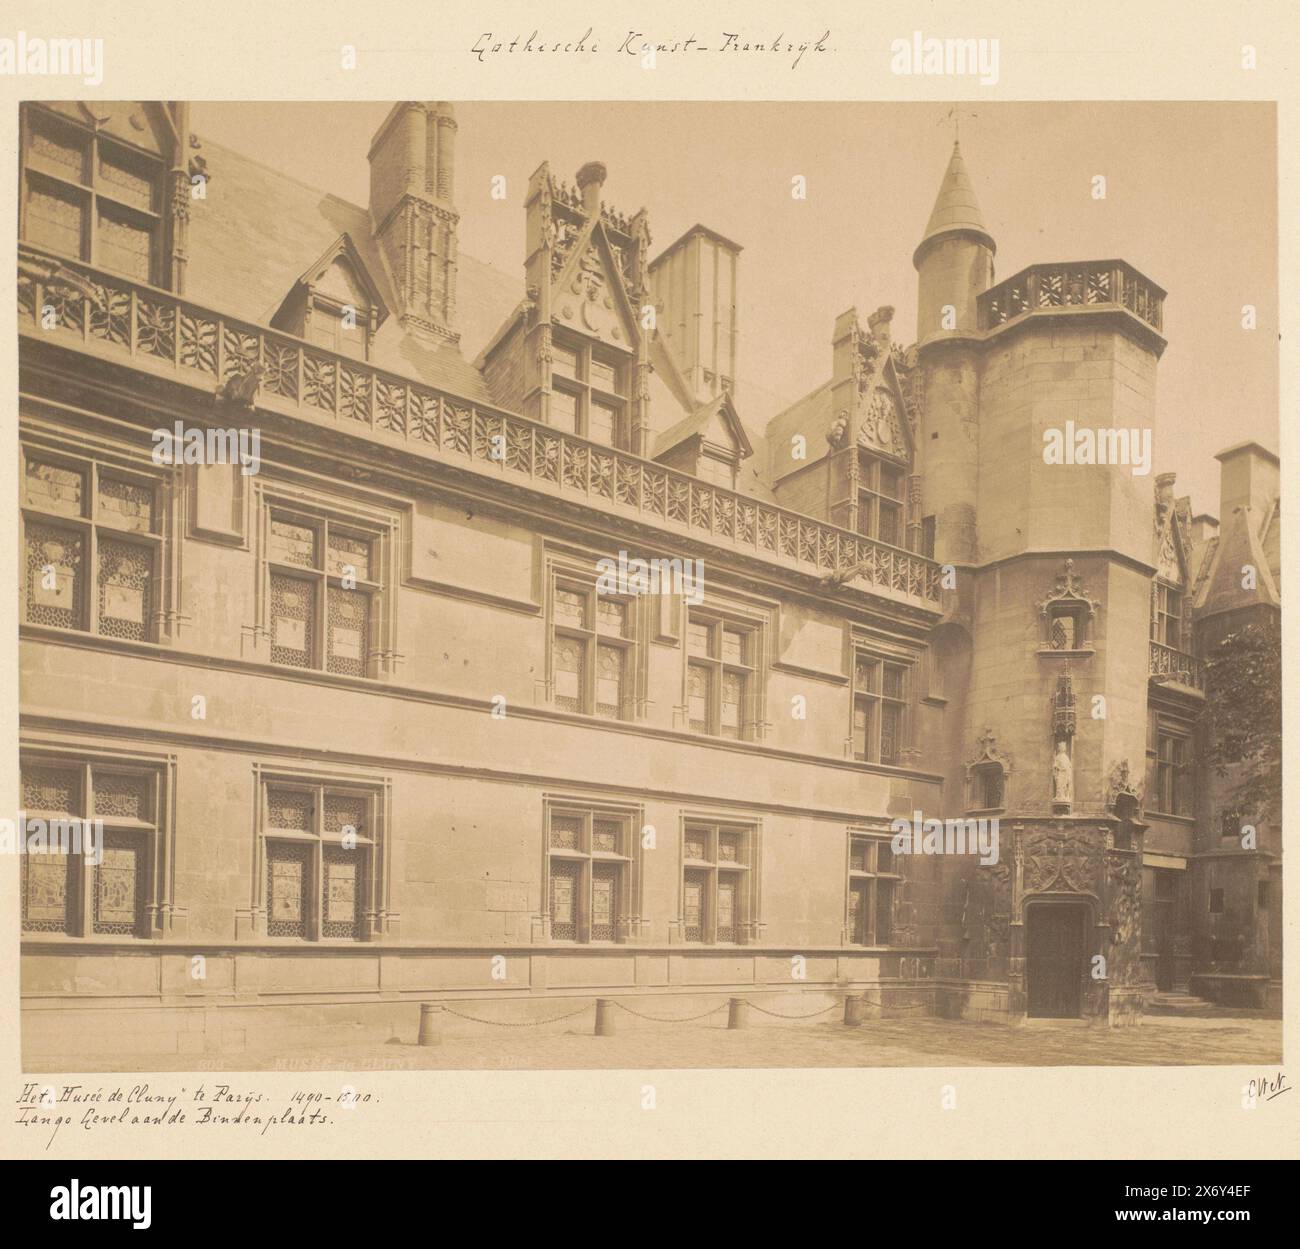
{"left": 978, "top": 260, "right": 1164, "bottom": 334}
{"left": 18, "top": 244, "right": 943, "bottom": 610}
{"left": 1149, "top": 640, "right": 1205, "bottom": 692}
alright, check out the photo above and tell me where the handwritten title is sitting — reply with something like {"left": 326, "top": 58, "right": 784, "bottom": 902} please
{"left": 471, "top": 30, "right": 831, "bottom": 70}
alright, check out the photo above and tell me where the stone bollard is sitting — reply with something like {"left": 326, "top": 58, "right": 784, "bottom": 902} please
{"left": 727, "top": 997, "right": 749, "bottom": 1030}
{"left": 844, "top": 994, "right": 867, "bottom": 1027}
{"left": 417, "top": 1002, "right": 444, "bottom": 1046}
{"left": 594, "top": 998, "right": 616, "bottom": 1036}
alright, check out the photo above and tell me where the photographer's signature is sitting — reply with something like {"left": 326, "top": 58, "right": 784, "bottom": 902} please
{"left": 1246, "top": 1071, "right": 1289, "bottom": 1103}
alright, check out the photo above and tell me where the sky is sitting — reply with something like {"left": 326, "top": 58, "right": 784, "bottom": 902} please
{"left": 192, "top": 101, "right": 1277, "bottom": 516}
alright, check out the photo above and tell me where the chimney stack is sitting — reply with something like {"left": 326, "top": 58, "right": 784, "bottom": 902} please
{"left": 647, "top": 224, "right": 742, "bottom": 402}
{"left": 1215, "top": 441, "right": 1279, "bottom": 519}
{"left": 867, "top": 305, "right": 894, "bottom": 351}
{"left": 368, "top": 101, "right": 460, "bottom": 345}
{"left": 576, "top": 161, "right": 607, "bottom": 217}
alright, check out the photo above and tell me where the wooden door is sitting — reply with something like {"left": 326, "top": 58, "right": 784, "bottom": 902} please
{"left": 1027, "top": 904, "right": 1086, "bottom": 1017}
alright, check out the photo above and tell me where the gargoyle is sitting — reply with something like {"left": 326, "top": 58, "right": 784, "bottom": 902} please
{"left": 217, "top": 363, "right": 265, "bottom": 409}
{"left": 19, "top": 253, "right": 107, "bottom": 312}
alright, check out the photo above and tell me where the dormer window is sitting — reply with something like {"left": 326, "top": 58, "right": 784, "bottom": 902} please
{"left": 551, "top": 335, "right": 629, "bottom": 448}
{"left": 1151, "top": 583, "right": 1182, "bottom": 647}
{"left": 651, "top": 391, "right": 752, "bottom": 488}
{"left": 21, "top": 104, "right": 164, "bottom": 284}
{"left": 271, "top": 236, "right": 387, "bottom": 363}
{"left": 858, "top": 452, "right": 906, "bottom": 546}
{"left": 307, "top": 291, "right": 370, "bottom": 360}
{"left": 697, "top": 450, "right": 737, "bottom": 490}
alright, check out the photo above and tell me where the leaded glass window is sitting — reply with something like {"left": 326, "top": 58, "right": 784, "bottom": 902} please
{"left": 857, "top": 453, "right": 906, "bottom": 547}
{"left": 21, "top": 104, "right": 164, "bottom": 284}
{"left": 262, "top": 780, "right": 375, "bottom": 941}
{"left": 20, "top": 758, "right": 159, "bottom": 938}
{"left": 854, "top": 655, "right": 909, "bottom": 765}
{"left": 22, "top": 451, "right": 160, "bottom": 641}
{"left": 1047, "top": 602, "right": 1087, "bottom": 650}
{"left": 681, "top": 823, "right": 753, "bottom": 944}
{"left": 549, "top": 334, "right": 629, "bottom": 448}
{"left": 545, "top": 807, "right": 633, "bottom": 943}
{"left": 266, "top": 510, "right": 379, "bottom": 677}
{"left": 686, "top": 613, "right": 754, "bottom": 739}
{"left": 847, "top": 835, "right": 899, "bottom": 947}
{"left": 551, "top": 581, "right": 632, "bottom": 718}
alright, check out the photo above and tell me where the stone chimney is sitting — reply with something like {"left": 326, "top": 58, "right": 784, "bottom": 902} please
{"left": 867, "top": 305, "right": 895, "bottom": 351}
{"left": 648, "top": 224, "right": 742, "bottom": 401}
{"left": 575, "top": 161, "right": 607, "bottom": 217}
{"left": 1215, "top": 440, "right": 1279, "bottom": 519}
{"left": 368, "top": 101, "right": 459, "bottom": 344}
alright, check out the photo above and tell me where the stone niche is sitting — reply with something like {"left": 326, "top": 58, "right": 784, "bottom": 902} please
{"left": 964, "top": 819, "right": 1145, "bottom": 1026}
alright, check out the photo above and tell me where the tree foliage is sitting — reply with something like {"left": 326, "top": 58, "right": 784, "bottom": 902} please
{"left": 1203, "top": 612, "right": 1282, "bottom": 824}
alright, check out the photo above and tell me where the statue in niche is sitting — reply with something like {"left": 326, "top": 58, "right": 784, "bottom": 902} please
{"left": 1051, "top": 740, "right": 1074, "bottom": 807}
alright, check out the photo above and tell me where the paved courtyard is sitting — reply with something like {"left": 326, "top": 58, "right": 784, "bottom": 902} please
{"left": 37, "top": 1012, "right": 1282, "bottom": 1073}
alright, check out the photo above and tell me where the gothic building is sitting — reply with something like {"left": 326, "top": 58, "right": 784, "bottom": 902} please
{"left": 16, "top": 102, "right": 1280, "bottom": 1061}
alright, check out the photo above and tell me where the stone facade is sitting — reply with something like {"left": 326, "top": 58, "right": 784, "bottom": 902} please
{"left": 15, "top": 103, "right": 1280, "bottom": 1061}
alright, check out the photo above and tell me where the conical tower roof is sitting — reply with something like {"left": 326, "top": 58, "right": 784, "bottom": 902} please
{"left": 914, "top": 141, "right": 996, "bottom": 265}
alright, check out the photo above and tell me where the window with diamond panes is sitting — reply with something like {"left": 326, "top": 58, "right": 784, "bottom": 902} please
{"left": 853, "top": 655, "right": 907, "bottom": 765}
{"left": 22, "top": 451, "right": 160, "bottom": 641}
{"left": 1047, "top": 604, "right": 1086, "bottom": 650}
{"left": 682, "top": 823, "right": 752, "bottom": 943}
{"left": 267, "top": 512, "right": 378, "bottom": 677}
{"left": 20, "top": 759, "right": 157, "bottom": 937}
{"left": 21, "top": 105, "right": 164, "bottom": 284}
{"left": 546, "top": 809, "right": 632, "bottom": 942}
{"left": 552, "top": 582, "right": 632, "bottom": 718}
{"left": 687, "top": 614, "right": 754, "bottom": 739}
{"left": 847, "top": 836, "right": 899, "bottom": 946}
{"left": 263, "top": 783, "right": 373, "bottom": 940}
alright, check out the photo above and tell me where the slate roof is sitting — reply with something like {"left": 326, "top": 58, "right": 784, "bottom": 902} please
{"left": 185, "top": 139, "right": 520, "bottom": 403}
{"left": 916, "top": 141, "right": 996, "bottom": 255}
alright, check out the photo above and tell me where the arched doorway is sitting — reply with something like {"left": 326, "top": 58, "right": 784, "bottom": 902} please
{"left": 1026, "top": 901, "right": 1089, "bottom": 1017}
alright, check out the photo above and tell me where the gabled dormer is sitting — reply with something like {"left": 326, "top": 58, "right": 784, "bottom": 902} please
{"left": 270, "top": 233, "right": 388, "bottom": 361}
{"left": 19, "top": 100, "right": 196, "bottom": 292}
{"left": 767, "top": 305, "right": 918, "bottom": 545}
{"left": 479, "top": 160, "right": 654, "bottom": 452}
{"left": 653, "top": 390, "right": 753, "bottom": 489}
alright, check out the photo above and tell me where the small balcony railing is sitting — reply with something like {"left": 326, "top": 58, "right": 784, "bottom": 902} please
{"left": 17, "top": 245, "right": 942, "bottom": 608}
{"left": 1149, "top": 640, "right": 1205, "bottom": 692}
{"left": 978, "top": 260, "right": 1164, "bottom": 334}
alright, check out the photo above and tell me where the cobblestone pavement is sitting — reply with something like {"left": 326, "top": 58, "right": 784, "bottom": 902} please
{"left": 55, "top": 1013, "right": 1282, "bottom": 1073}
